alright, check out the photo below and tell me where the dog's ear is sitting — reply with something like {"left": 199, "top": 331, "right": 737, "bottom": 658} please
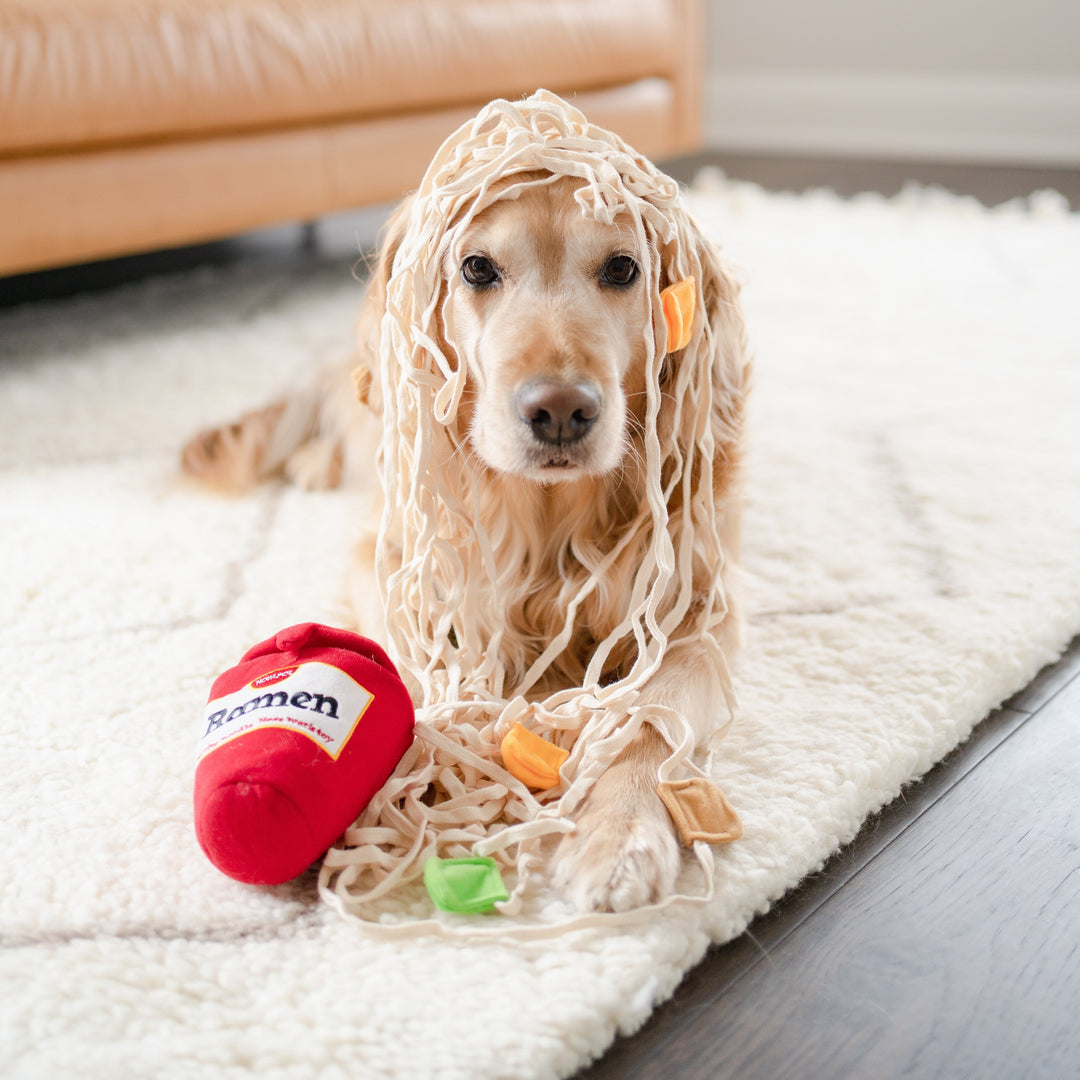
{"left": 657, "top": 221, "right": 750, "bottom": 492}
{"left": 354, "top": 196, "right": 415, "bottom": 412}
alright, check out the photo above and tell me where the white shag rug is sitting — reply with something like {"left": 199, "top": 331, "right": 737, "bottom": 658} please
{"left": 2, "top": 177, "right": 1079, "bottom": 1080}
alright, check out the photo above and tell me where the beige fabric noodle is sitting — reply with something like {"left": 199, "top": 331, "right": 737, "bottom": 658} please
{"left": 318, "top": 91, "right": 734, "bottom": 932}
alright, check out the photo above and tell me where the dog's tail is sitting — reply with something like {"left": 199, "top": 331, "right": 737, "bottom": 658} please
{"left": 180, "top": 355, "right": 367, "bottom": 493}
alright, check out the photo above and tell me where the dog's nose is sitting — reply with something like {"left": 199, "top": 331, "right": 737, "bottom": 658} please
{"left": 515, "top": 379, "right": 601, "bottom": 445}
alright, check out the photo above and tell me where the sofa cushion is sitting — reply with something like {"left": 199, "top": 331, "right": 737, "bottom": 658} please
{"left": 0, "top": 79, "right": 679, "bottom": 276}
{"left": 0, "top": 0, "right": 678, "bottom": 155}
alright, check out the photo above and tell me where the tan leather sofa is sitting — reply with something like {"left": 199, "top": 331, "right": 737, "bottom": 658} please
{"left": 0, "top": 0, "right": 704, "bottom": 277}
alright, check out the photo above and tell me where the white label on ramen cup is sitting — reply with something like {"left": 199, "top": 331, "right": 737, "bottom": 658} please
{"left": 198, "top": 661, "right": 374, "bottom": 761}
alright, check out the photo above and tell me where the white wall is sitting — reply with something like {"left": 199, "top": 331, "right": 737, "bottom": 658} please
{"left": 706, "top": 0, "right": 1080, "bottom": 164}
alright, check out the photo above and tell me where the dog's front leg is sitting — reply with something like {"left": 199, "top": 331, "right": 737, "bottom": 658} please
{"left": 553, "top": 641, "right": 729, "bottom": 912}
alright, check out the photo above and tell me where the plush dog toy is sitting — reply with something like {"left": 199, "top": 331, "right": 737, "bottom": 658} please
{"left": 194, "top": 622, "right": 415, "bottom": 885}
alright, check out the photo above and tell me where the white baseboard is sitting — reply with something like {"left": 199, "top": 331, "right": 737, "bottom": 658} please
{"left": 706, "top": 69, "right": 1080, "bottom": 165}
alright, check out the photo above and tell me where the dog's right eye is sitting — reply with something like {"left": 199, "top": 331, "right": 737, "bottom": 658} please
{"left": 461, "top": 255, "right": 500, "bottom": 288}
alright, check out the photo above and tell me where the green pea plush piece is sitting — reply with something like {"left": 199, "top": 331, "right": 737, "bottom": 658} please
{"left": 423, "top": 856, "right": 509, "bottom": 914}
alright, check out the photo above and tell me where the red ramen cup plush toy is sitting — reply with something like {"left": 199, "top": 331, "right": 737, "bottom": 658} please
{"left": 194, "top": 622, "right": 414, "bottom": 885}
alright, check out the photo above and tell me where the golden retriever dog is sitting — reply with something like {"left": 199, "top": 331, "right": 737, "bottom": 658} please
{"left": 183, "top": 93, "right": 749, "bottom": 916}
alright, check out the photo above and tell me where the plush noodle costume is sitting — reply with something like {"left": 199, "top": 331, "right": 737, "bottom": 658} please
{"left": 319, "top": 91, "right": 744, "bottom": 932}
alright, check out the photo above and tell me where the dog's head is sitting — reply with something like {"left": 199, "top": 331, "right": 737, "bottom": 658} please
{"left": 372, "top": 94, "right": 744, "bottom": 494}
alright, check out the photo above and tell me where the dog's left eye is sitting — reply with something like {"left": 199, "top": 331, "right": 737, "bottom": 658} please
{"left": 461, "top": 255, "right": 500, "bottom": 288}
{"left": 600, "top": 254, "right": 639, "bottom": 288}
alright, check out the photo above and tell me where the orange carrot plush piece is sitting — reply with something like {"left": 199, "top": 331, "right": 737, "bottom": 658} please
{"left": 500, "top": 722, "right": 569, "bottom": 790}
{"left": 660, "top": 276, "right": 696, "bottom": 352}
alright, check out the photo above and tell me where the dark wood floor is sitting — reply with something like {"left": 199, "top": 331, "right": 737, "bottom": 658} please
{"left": 4, "top": 152, "right": 1079, "bottom": 1080}
{"left": 666, "top": 151, "right": 1080, "bottom": 207}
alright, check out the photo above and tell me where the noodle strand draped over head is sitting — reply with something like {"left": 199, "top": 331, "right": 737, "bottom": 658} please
{"left": 319, "top": 91, "right": 741, "bottom": 932}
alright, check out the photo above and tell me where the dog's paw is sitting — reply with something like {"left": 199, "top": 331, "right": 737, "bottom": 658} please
{"left": 553, "top": 789, "right": 680, "bottom": 913}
